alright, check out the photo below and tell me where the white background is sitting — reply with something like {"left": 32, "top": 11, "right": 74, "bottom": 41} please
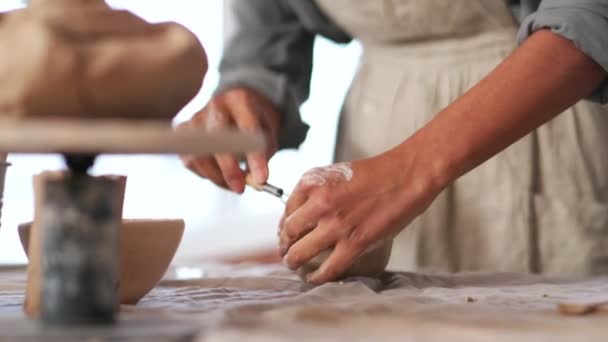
{"left": 0, "top": 1, "right": 361, "bottom": 264}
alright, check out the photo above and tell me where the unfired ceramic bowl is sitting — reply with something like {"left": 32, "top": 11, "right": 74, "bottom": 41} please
{"left": 18, "top": 219, "right": 185, "bottom": 305}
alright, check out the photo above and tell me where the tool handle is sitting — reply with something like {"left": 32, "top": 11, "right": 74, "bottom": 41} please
{"left": 245, "top": 174, "right": 285, "bottom": 198}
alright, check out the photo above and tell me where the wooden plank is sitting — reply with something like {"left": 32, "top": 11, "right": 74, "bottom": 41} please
{"left": 0, "top": 119, "right": 265, "bottom": 155}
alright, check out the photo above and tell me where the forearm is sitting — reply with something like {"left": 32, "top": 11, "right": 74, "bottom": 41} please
{"left": 403, "top": 30, "right": 607, "bottom": 189}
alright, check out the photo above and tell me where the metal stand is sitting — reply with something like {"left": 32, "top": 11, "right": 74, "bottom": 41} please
{"left": 40, "top": 174, "right": 121, "bottom": 325}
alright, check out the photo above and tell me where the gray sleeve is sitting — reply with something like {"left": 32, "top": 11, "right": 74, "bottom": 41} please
{"left": 216, "top": 0, "right": 315, "bottom": 149}
{"left": 516, "top": 0, "right": 608, "bottom": 103}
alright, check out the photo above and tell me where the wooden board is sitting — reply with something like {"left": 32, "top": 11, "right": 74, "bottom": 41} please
{"left": 0, "top": 119, "right": 265, "bottom": 155}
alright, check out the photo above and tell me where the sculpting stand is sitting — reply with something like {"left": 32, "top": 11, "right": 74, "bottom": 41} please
{"left": 0, "top": 0, "right": 247, "bottom": 326}
{"left": 40, "top": 175, "right": 121, "bottom": 325}
{"left": 0, "top": 119, "right": 264, "bottom": 326}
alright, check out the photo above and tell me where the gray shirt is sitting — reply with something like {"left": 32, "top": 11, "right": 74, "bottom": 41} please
{"left": 217, "top": 0, "right": 608, "bottom": 149}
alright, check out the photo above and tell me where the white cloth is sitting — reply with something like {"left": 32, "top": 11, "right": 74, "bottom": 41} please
{"left": 2, "top": 264, "right": 608, "bottom": 340}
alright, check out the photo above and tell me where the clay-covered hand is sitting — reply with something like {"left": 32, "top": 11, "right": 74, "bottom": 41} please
{"left": 278, "top": 147, "right": 445, "bottom": 285}
{"left": 179, "top": 87, "right": 281, "bottom": 192}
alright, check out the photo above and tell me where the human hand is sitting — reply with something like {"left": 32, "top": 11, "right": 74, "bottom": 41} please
{"left": 278, "top": 147, "right": 446, "bottom": 284}
{"left": 178, "top": 87, "right": 281, "bottom": 193}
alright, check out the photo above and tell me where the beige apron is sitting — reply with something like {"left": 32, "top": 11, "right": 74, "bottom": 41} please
{"left": 315, "top": 0, "right": 608, "bottom": 276}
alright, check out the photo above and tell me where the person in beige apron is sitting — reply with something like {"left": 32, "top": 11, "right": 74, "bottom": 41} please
{"left": 314, "top": 0, "right": 608, "bottom": 276}
{"left": 183, "top": 0, "right": 608, "bottom": 281}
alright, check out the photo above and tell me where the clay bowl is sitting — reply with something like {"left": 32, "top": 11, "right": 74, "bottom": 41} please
{"left": 18, "top": 219, "right": 185, "bottom": 305}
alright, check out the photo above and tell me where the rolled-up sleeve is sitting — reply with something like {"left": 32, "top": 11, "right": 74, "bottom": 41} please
{"left": 517, "top": 0, "right": 608, "bottom": 103}
{"left": 216, "top": 0, "right": 315, "bottom": 149}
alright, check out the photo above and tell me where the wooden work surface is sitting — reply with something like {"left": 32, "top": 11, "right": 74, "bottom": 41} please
{"left": 0, "top": 119, "right": 264, "bottom": 155}
{"left": 1, "top": 264, "right": 608, "bottom": 341}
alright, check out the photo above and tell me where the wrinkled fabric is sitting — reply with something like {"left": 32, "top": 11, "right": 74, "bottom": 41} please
{"left": 2, "top": 265, "right": 608, "bottom": 340}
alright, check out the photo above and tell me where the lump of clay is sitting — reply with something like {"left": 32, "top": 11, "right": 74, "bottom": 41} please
{"left": 0, "top": 0, "right": 207, "bottom": 120}
{"left": 297, "top": 240, "right": 392, "bottom": 281}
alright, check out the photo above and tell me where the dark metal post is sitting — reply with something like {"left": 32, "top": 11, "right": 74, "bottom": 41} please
{"left": 40, "top": 174, "right": 120, "bottom": 325}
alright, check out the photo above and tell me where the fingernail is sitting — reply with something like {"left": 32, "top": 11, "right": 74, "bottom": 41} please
{"left": 253, "top": 165, "right": 267, "bottom": 184}
{"left": 228, "top": 178, "right": 244, "bottom": 193}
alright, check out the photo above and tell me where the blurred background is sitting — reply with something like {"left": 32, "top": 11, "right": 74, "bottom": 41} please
{"left": 0, "top": 1, "right": 361, "bottom": 264}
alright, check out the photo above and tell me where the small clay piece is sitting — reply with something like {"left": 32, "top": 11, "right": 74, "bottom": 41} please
{"left": 466, "top": 296, "right": 477, "bottom": 303}
{"left": 0, "top": 0, "right": 206, "bottom": 120}
{"left": 558, "top": 301, "right": 608, "bottom": 316}
{"left": 297, "top": 240, "right": 392, "bottom": 281}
